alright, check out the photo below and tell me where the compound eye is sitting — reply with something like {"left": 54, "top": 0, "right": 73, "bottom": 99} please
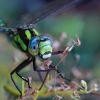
{"left": 41, "top": 36, "right": 53, "bottom": 47}
{"left": 32, "top": 43, "right": 38, "bottom": 51}
{"left": 28, "top": 36, "right": 39, "bottom": 56}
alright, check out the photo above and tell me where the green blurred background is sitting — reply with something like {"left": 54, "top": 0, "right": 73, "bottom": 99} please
{"left": 0, "top": 0, "right": 100, "bottom": 100}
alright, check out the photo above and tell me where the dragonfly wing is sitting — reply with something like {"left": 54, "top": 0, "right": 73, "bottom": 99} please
{"left": 0, "top": 0, "right": 90, "bottom": 31}
{"left": 23, "top": 0, "right": 87, "bottom": 25}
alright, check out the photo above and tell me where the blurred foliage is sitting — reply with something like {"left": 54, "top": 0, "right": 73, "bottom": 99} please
{"left": 0, "top": 0, "right": 100, "bottom": 100}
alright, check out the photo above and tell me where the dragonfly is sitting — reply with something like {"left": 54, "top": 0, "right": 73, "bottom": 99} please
{"left": 0, "top": 0, "right": 86, "bottom": 97}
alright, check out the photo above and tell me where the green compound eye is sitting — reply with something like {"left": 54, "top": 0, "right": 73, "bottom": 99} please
{"left": 39, "top": 41, "right": 52, "bottom": 60}
{"left": 39, "top": 44, "right": 52, "bottom": 55}
{"left": 36, "top": 36, "right": 53, "bottom": 60}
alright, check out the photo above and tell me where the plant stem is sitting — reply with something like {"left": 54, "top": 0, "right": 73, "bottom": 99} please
{"left": 39, "top": 71, "right": 49, "bottom": 91}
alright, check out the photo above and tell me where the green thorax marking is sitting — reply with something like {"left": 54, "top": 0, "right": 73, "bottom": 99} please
{"left": 12, "top": 28, "right": 39, "bottom": 52}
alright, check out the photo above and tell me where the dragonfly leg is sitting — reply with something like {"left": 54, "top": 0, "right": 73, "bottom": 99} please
{"left": 10, "top": 57, "right": 32, "bottom": 96}
{"left": 56, "top": 70, "right": 71, "bottom": 82}
{"left": 52, "top": 50, "right": 63, "bottom": 55}
{"left": 49, "top": 64, "right": 71, "bottom": 82}
{"left": 32, "top": 57, "right": 56, "bottom": 72}
{"left": 32, "top": 57, "right": 57, "bottom": 82}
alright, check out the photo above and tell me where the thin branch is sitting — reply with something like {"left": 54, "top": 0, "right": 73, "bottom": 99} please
{"left": 39, "top": 71, "right": 50, "bottom": 91}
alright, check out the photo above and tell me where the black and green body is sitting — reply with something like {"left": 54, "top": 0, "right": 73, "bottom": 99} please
{"left": 8, "top": 28, "right": 53, "bottom": 61}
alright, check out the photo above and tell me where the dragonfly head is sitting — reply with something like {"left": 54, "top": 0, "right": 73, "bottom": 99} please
{"left": 37, "top": 36, "right": 53, "bottom": 60}
{"left": 28, "top": 36, "right": 53, "bottom": 61}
